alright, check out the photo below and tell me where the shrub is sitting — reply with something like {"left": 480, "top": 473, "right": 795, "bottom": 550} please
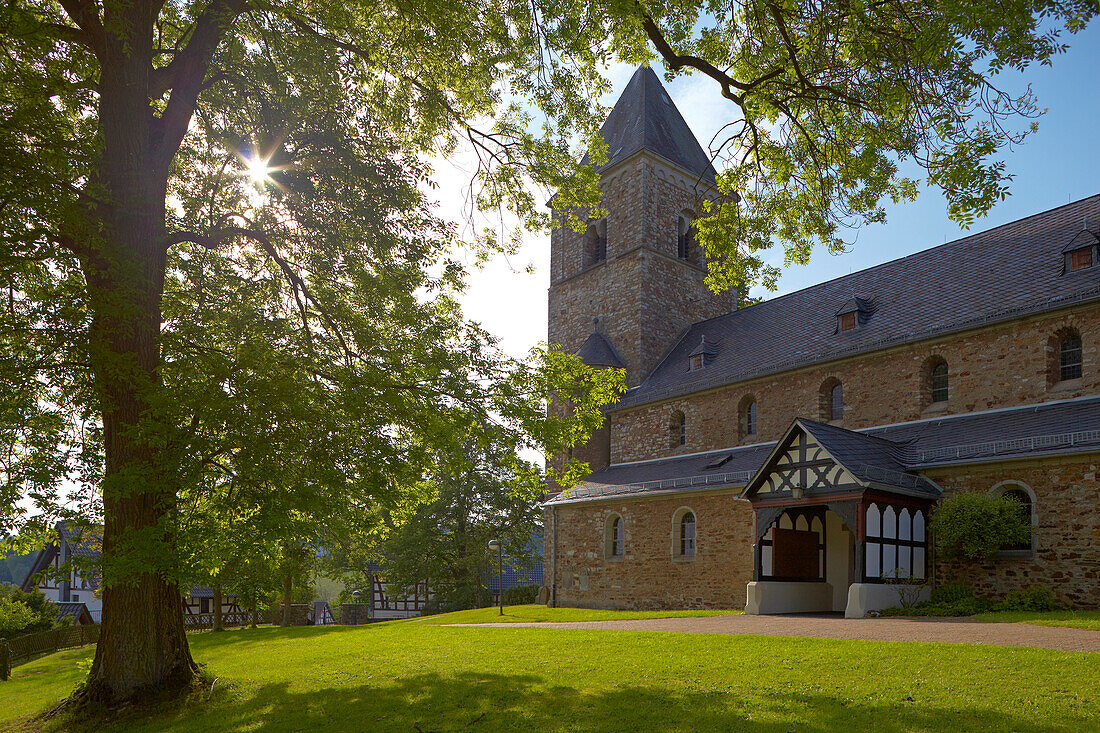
{"left": 0, "top": 586, "right": 57, "bottom": 639}
{"left": 1001, "top": 585, "right": 1060, "bottom": 612}
{"left": 503, "top": 585, "right": 539, "bottom": 605}
{"left": 931, "top": 582, "right": 974, "bottom": 604}
{"left": 930, "top": 492, "right": 1031, "bottom": 561}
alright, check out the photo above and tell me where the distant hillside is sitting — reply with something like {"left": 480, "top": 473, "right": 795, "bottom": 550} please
{"left": 3, "top": 549, "right": 36, "bottom": 587}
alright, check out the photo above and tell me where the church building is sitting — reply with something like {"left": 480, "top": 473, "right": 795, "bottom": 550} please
{"left": 543, "top": 66, "right": 1100, "bottom": 617}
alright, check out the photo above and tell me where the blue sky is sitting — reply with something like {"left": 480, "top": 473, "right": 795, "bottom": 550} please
{"left": 456, "top": 23, "right": 1100, "bottom": 358}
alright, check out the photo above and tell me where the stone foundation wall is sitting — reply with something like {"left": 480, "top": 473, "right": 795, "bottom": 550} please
{"left": 924, "top": 455, "right": 1100, "bottom": 609}
{"left": 611, "top": 305, "right": 1100, "bottom": 463}
{"left": 545, "top": 488, "right": 753, "bottom": 610}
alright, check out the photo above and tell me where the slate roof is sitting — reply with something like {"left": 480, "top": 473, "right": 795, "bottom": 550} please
{"left": 487, "top": 561, "right": 544, "bottom": 592}
{"left": 548, "top": 395, "right": 1100, "bottom": 504}
{"left": 797, "top": 419, "right": 916, "bottom": 481}
{"left": 56, "top": 602, "right": 94, "bottom": 626}
{"left": 618, "top": 196, "right": 1100, "bottom": 409}
{"left": 576, "top": 330, "right": 626, "bottom": 368}
{"left": 187, "top": 586, "right": 238, "bottom": 599}
{"left": 582, "top": 66, "right": 718, "bottom": 181}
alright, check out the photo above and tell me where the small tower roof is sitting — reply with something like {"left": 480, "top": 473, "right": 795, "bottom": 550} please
{"left": 584, "top": 66, "right": 718, "bottom": 181}
{"left": 575, "top": 325, "right": 626, "bottom": 369}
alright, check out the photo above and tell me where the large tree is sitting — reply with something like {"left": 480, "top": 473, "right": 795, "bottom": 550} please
{"left": 0, "top": 0, "right": 1092, "bottom": 707}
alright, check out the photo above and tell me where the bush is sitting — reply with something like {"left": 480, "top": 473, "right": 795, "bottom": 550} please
{"left": 503, "top": 585, "right": 539, "bottom": 605}
{"left": 0, "top": 586, "right": 57, "bottom": 639}
{"left": 882, "top": 584, "right": 1061, "bottom": 617}
{"left": 930, "top": 492, "right": 1031, "bottom": 561}
{"left": 931, "top": 582, "right": 974, "bottom": 604}
{"left": 1001, "top": 585, "right": 1060, "bottom": 612}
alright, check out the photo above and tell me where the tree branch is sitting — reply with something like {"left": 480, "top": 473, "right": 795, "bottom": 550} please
{"left": 151, "top": 0, "right": 248, "bottom": 171}
{"left": 57, "top": 0, "right": 105, "bottom": 58}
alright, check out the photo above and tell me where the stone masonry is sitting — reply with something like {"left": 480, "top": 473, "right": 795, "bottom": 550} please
{"left": 610, "top": 304, "right": 1100, "bottom": 464}
{"left": 545, "top": 489, "right": 754, "bottom": 610}
{"left": 926, "top": 455, "right": 1100, "bottom": 608}
{"left": 548, "top": 153, "right": 735, "bottom": 389}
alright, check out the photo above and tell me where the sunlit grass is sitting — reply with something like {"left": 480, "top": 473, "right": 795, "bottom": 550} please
{"left": 395, "top": 603, "right": 742, "bottom": 626}
{"left": 975, "top": 610, "right": 1100, "bottom": 630}
{"left": 2, "top": 621, "right": 1097, "bottom": 731}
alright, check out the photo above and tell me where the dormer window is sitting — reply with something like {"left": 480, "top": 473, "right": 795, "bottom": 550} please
{"left": 688, "top": 335, "right": 716, "bottom": 371}
{"left": 1063, "top": 228, "right": 1098, "bottom": 273}
{"left": 836, "top": 297, "right": 873, "bottom": 333}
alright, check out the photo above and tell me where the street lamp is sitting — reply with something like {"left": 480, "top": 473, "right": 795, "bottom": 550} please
{"left": 352, "top": 590, "right": 361, "bottom": 603}
{"left": 488, "top": 539, "right": 503, "bottom": 615}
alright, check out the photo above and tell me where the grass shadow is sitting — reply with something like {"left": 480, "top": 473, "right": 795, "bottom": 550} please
{"left": 55, "top": 668, "right": 1096, "bottom": 733}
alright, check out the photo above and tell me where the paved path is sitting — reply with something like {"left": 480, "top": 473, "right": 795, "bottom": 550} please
{"left": 448, "top": 615, "right": 1100, "bottom": 652}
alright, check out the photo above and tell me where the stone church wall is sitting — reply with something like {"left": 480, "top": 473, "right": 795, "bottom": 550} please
{"left": 545, "top": 489, "right": 753, "bottom": 610}
{"left": 925, "top": 454, "right": 1100, "bottom": 609}
{"left": 610, "top": 304, "right": 1100, "bottom": 463}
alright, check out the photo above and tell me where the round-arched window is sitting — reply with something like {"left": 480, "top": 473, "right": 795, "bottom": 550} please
{"left": 680, "top": 511, "right": 696, "bottom": 556}
{"left": 607, "top": 515, "right": 624, "bottom": 557}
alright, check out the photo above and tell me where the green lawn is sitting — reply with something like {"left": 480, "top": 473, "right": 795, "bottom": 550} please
{"left": 398, "top": 603, "right": 742, "bottom": 625}
{"left": 975, "top": 610, "right": 1100, "bottom": 630}
{"left": 2, "top": 621, "right": 1099, "bottom": 731}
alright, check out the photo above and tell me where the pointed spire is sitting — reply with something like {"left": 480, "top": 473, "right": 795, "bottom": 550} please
{"left": 584, "top": 66, "right": 717, "bottom": 181}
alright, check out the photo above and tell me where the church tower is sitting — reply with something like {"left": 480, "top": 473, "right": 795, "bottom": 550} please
{"left": 548, "top": 66, "right": 736, "bottom": 395}
{"left": 543, "top": 64, "right": 730, "bottom": 473}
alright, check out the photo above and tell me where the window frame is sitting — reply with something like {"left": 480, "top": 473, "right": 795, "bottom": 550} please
{"left": 1071, "top": 247, "right": 1094, "bottom": 271}
{"left": 680, "top": 512, "right": 696, "bottom": 557}
{"left": 929, "top": 358, "right": 949, "bottom": 404}
{"left": 739, "top": 397, "right": 757, "bottom": 438}
{"left": 990, "top": 481, "right": 1037, "bottom": 554}
{"left": 839, "top": 311, "right": 857, "bottom": 332}
{"left": 1060, "top": 333, "right": 1083, "bottom": 382}
{"left": 606, "top": 514, "right": 625, "bottom": 559}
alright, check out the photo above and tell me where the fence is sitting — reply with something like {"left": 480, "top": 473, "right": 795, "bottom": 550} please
{"left": 183, "top": 610, "right": 258, "bottom": 632}
{"left": 1, "top": 625, "right": 100, "bottom": 681}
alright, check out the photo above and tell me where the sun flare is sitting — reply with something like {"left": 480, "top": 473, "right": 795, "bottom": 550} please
{"left": 246, "top": 155, "right": 273, "bottom": 184}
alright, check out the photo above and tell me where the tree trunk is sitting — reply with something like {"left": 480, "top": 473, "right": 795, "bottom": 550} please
{"left": 282, "top": 572, "right": 292, "bottom": 627}
{"left": 77, "top": 4, "right": 197, "bottom": 703}
{"left": 213, "top": 582, "right": 224, "bottom": 632}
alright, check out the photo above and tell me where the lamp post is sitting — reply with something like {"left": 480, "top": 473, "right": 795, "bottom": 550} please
{"left": 352, "top": 590, "right": 361, "bottom": 603}
{"left": 488, "top": 539, "right": 503, "bottom": 615}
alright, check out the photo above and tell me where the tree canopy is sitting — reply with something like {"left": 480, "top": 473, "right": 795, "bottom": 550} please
{"left": 0, "top": 0, "right": 1092, "bottom": 706}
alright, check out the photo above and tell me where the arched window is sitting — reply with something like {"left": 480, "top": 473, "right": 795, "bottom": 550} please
{"left": 677, "top": 214, "right": 697, "bottom": 262}
{"left": 992, "top": 482, "right": 1036, "bottom": 552}
{"left": 738, "top": 395, "right": 757, "bottom": 438}
{"left": 607, "top": 515, "right": 624, "bottom": 558}
{"left": 669, "top": 410, "right": 686, "bottom": 449}
{"left": 680, "top": 512, "right": 696, "bottom": 556}
{"left": 820, "top": 378, "right": 843, "bottom": 421}
{"left": 922, "top": 356, "right": 949, "bottom": 406}
{"left": 1060, "top": 333, "right": 1083, "bottom": 381}
{"left": 931, "top": 360, "right": 949, "bottom": 403}
{"left": 585, "top": 218, "right": 607, "bottom": 266}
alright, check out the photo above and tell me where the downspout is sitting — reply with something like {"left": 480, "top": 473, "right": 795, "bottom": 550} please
{"left": 550, "top": 504, "right": 558, "bottom": 608}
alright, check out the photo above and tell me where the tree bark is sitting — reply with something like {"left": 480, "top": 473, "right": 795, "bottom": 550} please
{"left": 77, "top": 0, "right": 197, "bottom": 703}
{"left": 213, "top": 582, "right": 224, "bottom": 632}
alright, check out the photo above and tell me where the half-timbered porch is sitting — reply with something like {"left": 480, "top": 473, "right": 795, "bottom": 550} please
{"left": 741, "top": 419, "right": 940, "bottom": 617}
